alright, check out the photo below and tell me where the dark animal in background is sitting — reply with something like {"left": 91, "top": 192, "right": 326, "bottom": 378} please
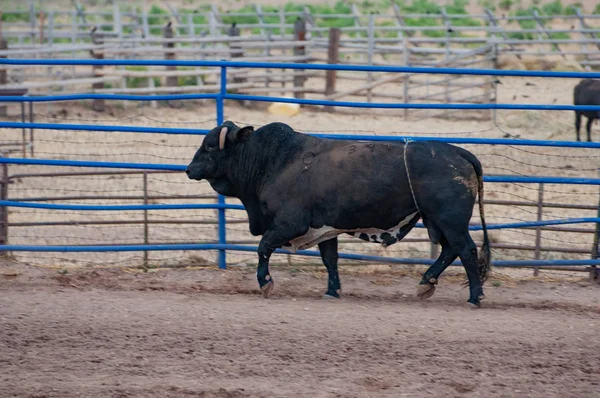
{"left": 573, "top": 78, "right": 600, "bottom": 142}
{"left": 186, "top": 121, "right": 491, "bottom": 307}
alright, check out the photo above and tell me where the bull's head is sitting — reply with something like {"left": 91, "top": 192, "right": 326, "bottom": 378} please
{"left": 185, "top": 121, "right": 254, "bottom": 194}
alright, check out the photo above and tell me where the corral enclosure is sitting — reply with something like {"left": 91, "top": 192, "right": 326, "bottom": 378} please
{"left": 1, "top": 2, "right": 600, "bottom": 398}
{"left": 0, "top": 0, "right": 599, "bottom": 272}
{"left": 1, "top": 68, "right": 599, "bottom": 271}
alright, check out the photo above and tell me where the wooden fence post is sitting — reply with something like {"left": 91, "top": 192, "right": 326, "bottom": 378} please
{"left": 325, "top": 28, "right": 340, "bottom": 99}
{"left": 402, "top": 34, "right": 409, "bottom": 120}
{"left": 39, "top": 11, "right": 44, "bottom": 45}
{"left": 163, "top": 22, "right": 179, "bottom": 108}
{"left": 143, "top": 172, "right": 149, "bottom": 271}
{"left": 533, "top": 183, "right": 544, "bottom": 276}
{"left": 228, "top": 22, "right": 242, "bottom": 58}
{"left": 91, "top": 27, "right": 105, "bottom": 112}
{"left": 367, "top": 13, "right": 375, "bottom": 103}
{"left": 489, "top": 33, "right": 499, "bottom": 123}
{"left": 29, "top": 2, "right": 35, "bottom": 44}
{"left": 441, "top": 8, "right": 450, "bottom": 119}
{"left": 228, "top": 23, "right": 246, "bottom": 93}
{"left": 591, "top": 193, "right": 600, "bottom": 283}
{"left": 0, "top": 161, "right": 8, "bottom": 248}
{"left": 0, "top": 14, "right": 7, "bottom": 117}
{"left": 293, "top": 18, "right": 306, "bottom": 99}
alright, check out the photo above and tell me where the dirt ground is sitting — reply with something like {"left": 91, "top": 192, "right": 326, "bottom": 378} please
{"left": 1, "top": 259, "right": 599, "bottom": 398}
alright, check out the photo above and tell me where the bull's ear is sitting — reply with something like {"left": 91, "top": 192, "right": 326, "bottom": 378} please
{"left": 230, "top": 125, "right": 254, "bottom": 144}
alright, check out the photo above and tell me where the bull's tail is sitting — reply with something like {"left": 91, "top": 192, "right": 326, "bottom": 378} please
{"left": 475, "top": 169, "right": 491, "bottom": 283}
{"left": 460, "top": 150, "right": 492, "bottom": 283}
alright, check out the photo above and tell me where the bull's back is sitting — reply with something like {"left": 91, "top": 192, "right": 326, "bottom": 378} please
{"left": 265, "top": 139, "right": 415, "bottom": 229}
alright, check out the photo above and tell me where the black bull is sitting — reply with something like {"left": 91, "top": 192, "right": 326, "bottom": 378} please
{"left": 186, "top": 121, "right": 491, "bottom": 306}
{"left": 574, "top": 78, "right": 600, "bottom": 142}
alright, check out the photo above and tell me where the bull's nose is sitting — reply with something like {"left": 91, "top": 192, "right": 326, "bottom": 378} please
{"left": 185, "top": 167, "right": 190, "bottom": 175}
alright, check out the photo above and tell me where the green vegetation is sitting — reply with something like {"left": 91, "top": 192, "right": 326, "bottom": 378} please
{"left": 176, "top": 67, "right": 205, "bottom": 86}
{"left": 124, "top": 66, "right": 161, "bottom": 89}
{"left": 8, "top": 0, "right": 576, "bottom": 50}
{"left": 131, "top": 0, "right": 578, "bottom": 42}
{"left": 499, "top": 0, "right": 514, "bottom": 11}
{"left": 477, "top": 0, "right": 496, "bottom": 11}
{"left": 541, "top": 0, "right": 563, "bottom": 15}
{"left": 1, "top": 11, "right": 30, "bottom": 22}
{"left": 564, "top": 3, "right": 583, "bottom": 15}
{"left": 147, "top": 5, "right": 169, "bottom": 35}
{"left": 505, "top": 2, "right": 572, "bottom": 41}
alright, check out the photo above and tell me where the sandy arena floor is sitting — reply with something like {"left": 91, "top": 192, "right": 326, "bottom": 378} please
{"left": 1, "top": 260, "right": 599, "bottom": 398}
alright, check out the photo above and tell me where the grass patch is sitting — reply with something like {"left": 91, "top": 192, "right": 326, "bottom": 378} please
{"left": 148, "top": 5, "right": 169, "bottom": 35}
{"left": 1, "top": 11, "right": 30, "bottom": 22}
{"left": 499, "top": 0, "right": 514, "bottom": 11}
{"left": 548, "top": 31, "right": 570, "bottom": 40}
{"left": 564, "top": 3, "right": 584, "bottom": 15}
{"left": 222, "top": 4, "right": 260, "bottom": 25}
{"left": 176, "top": 67, "right": 205, "bottom": 86}
{"left": 478, "top": 0, "right": 496, "bottom": 11}
{"left": 541, "top": 0, "right": 563, "bottom": 15}
{"left": 124, "top": 66, "right": 161, "bottom": 89}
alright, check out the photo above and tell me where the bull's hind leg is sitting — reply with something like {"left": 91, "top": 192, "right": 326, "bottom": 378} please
{"left": 318, "top": 238, "right": 341, "bottom": 299}
{"left": 455, "top": 233, "right": 484, "bottom": 307}
{"left": 586, "top": 117, "right": 594, "bottom": 142}
{"left": 417, "top": 236, "right": 458, "bottom": 300}
{"left": 575, "top": 111, "right": 582, "bottom": 141}
{"left": 425, "top": 227, "right": 484, "bottom": 307}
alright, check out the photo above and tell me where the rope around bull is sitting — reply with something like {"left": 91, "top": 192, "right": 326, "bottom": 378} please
{"left": 403, "top": 139, "right": 422, "bottom": 216}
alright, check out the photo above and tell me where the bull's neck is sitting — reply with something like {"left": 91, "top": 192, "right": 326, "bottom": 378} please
{"left": 226, "top": 143, "right": 271, "bottom": 201}
{"left": 226, "top": 132, "right": 306, "bottom": 202}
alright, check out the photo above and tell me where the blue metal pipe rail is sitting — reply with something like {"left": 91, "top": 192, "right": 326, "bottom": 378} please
{"left": 0, "top": 200, "right": 245, "bottom": 211}
{"left": 0, "top": 93, "right": 219, "bottom": 102}
{"left": 0, "top": 121, "right": 210, "bottom": 135}
{"left": 0, "top": 199, "right": 596, "bottom": 231}
{"left": 1, "top": 158, "right": 599, "bottom": 185}
{"left": 1, "top": 58, "right": 599, "bottom": 269}
{"left": 3, "top": 58, "right": 600, "bottom": 79}
{"left": 0, "top": 243, "right": 599, "bottom": 267}
{"left": 2, "top": 94, "right": 600, "bottom": 112}
{"left": 2, "top": 122, "right": 600, "bottom": 148}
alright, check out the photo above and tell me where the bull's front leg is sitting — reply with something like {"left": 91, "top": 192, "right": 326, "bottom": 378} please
{"left": 256, "top": 239, "right": 276, "bottom": 298}
{"left": 256, "top": 223, "right": 306, "bottom": 298}
{"left": 318, "top": 238, "right": 341, "bottom": 298}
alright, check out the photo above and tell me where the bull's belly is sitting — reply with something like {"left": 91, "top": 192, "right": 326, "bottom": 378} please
{"left": 283, "top": 211, "right": 419, "bottom": 253}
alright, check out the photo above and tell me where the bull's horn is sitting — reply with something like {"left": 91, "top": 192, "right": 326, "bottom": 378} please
{"left": 218, "top": 126, "right": 228, "bottom": 150}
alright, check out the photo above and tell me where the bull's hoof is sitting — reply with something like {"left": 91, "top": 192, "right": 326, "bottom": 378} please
{"left": 323, "top": 289, "right": 341, "bottom": 299}
{"left": 416, "top": 283, "right": 436, "bottom": 300}
{"left": 261, "top": 280, "right": 274, "bottom": 298}
{"left": 467, "top": 295, "right": 484, "bottom": 308}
